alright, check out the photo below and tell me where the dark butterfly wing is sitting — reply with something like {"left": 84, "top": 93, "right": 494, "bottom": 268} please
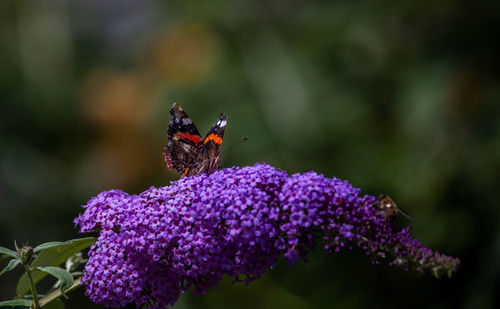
{"left": 201, "top": 113, "right": 226, "bottom": 153}
{"left": 164, "top": 103, "right": 203, "bottom": 174}
{"left": 167, "top": 103, "right": 203, "bottom": 147}
{"left": 200, "top": 113, "right": 227, "bottom": 173}
{"left": 164, "top": 139, "right": 205, "bottom": 176}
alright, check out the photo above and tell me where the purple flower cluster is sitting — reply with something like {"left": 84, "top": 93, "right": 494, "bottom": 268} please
{"left": 75, "top": 163, "right": 460, "bottom": 308}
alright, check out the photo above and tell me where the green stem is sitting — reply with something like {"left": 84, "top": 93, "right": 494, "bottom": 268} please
{"left": 39, "top": 277, "right": 82, "bottom": 307}
{"left": 24, "top": 265, "right": 40, "bottom": 309}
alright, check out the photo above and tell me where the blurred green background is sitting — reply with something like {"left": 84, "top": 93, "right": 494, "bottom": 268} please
{"left": 1, "top": 0, "right": 499, "bottom": 308}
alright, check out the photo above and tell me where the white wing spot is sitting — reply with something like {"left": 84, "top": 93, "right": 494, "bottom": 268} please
{"left": 182, "top": 118, "right": 192, "bottom": 125}
{"left": 219, "top": 120, "right": 227, "bottom": 127}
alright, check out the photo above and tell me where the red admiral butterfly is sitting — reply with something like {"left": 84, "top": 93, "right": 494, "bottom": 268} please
{"left": 163, "top": 103, "right": 226, "bottom": 177}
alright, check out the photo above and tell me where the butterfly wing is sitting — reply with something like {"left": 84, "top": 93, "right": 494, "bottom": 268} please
{"left": 200, "top": 113, "right": 227, "bottom": 173}
{"left": 167, "top": 103, "right": 203, "bottom": 146}
{"left": 164, "top": 103, "right": 204, "bottom": 174}
{"left": 164, "top": 139, "right": 205, "bottom": 176}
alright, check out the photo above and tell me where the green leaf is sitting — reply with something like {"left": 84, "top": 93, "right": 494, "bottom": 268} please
{"left": 0, "top": 259, "right": 21, "bottom": 276}
{"left": 0, "top": 247, "right": 18, "bottom": 259}
{"left": 0, "top": 299, "right": 32, "bottom": 308}
{"left": 33, "top": 242, "right": 70, "bottom": 253}
{"left": 35, "top": 266, "right": 74, "bottom": 297}
{"left": 16, "top": 237, "right": 96, "bottom": 298}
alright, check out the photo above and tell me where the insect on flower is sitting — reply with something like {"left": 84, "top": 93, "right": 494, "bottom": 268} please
{"left": 163, "top": 103, "right": 226, "bottom": 177}
{"left": 376, "top": 194, "right": 412, "bottom": 222}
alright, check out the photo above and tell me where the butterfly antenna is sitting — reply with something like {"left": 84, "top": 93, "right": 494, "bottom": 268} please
{"left": 221, "top": 137, "right": 248, "bottom": 154}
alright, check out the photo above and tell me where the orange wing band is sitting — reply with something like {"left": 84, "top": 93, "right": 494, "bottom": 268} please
{"left": 203, "top": 133, "right": 223, "bottom": 145}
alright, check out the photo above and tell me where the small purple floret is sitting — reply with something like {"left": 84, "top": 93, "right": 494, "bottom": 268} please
{"left": 74, "top": 163, "right": 460, "bottom": 308}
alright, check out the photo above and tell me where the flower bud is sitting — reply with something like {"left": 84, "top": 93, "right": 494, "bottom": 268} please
{"left": 17, "top": 245, "right": 34, "bottom": 265}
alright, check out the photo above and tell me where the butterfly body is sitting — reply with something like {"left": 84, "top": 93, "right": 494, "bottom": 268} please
{"left": 163, "top": 103, "right": 226, "bottom": 177}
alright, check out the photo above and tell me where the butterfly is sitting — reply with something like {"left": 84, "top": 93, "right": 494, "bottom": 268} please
{"left": 375, "top": 194, "right": 412, "bottom": 222}
{"left": 163, "top": 103, "right": 226, "bottom": 177}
